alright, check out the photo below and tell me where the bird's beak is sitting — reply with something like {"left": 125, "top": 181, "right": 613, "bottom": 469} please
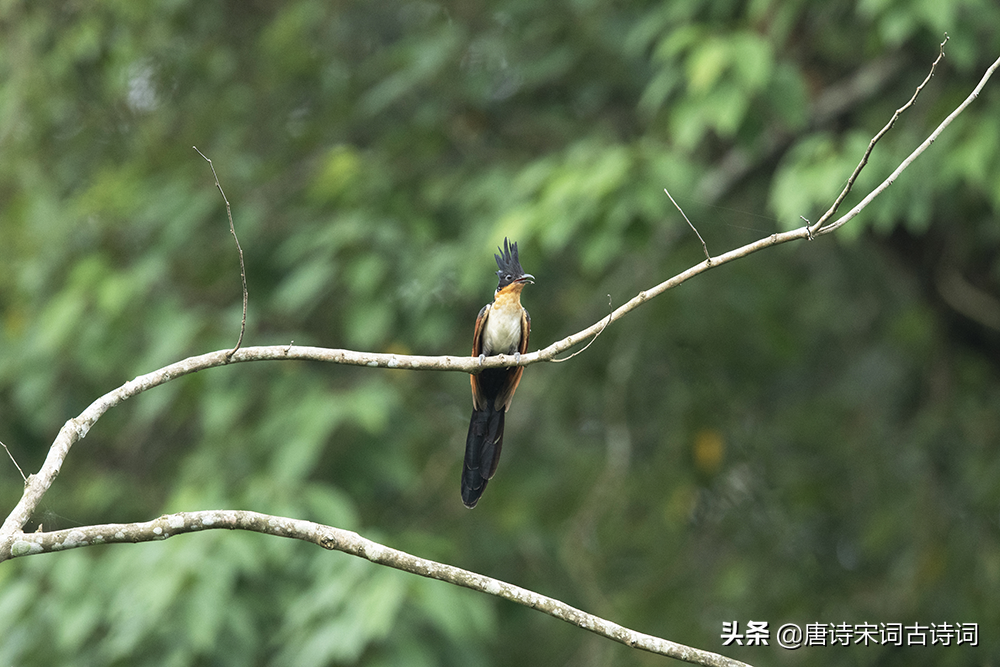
{"left": 517, "top": 273, "right": 535, "bottom": 284}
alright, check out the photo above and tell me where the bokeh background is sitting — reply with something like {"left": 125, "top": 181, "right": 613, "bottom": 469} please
{"left": 1, "top": 1, "right": 999, "bottom": 665}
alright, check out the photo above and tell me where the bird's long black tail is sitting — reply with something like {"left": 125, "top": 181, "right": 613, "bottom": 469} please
{"left": 462, "top": 405, "right": 505, "bottom": 508}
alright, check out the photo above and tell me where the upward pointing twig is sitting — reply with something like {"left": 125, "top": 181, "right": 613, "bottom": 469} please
{"left": 809, "top": 34, "right": 949, "bottom": 235}
{"left": 194, "top": 147, "right": 248, "bottom": 356}
{"left": 665, "top": 188, "right": 711, "bottom": 262}
{"left": 1, "top": 440, "right": 26, "bottom": 482}
{"left": 816, "top": 48, "right": 999, "bottom": 237}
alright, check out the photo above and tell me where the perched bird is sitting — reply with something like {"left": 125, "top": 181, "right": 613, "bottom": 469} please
{"left": 462, "top": 238, "right": 533, "bottom": 508}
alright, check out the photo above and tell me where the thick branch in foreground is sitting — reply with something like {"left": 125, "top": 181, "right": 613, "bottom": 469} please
{"left": 6, "top": 510, "right": 750, "bottom": 667}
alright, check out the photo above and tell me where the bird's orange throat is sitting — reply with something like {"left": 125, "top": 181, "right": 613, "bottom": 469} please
{"left": 493, "top": 281, "right": 527, "bottom": 306}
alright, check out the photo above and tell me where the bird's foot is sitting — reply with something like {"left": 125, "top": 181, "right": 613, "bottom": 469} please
{"left": 514, "top": 352, "right": 521, "bottom": 364}
{"left": 478, "top": 353, "right": 486, "bottom": 367}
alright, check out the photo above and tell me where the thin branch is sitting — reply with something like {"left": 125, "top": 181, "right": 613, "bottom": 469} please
{"left": 1, "top": 440, "right": 26, "bottom": 482}
{"left": 3, "top": 510, "right": 751, "bottom": 667}
{"left": 665, "top": 187, "right": 711, "bottom": 261}
{"left": 808, "top": 35, "right": 949, "bottom": 235}
{"left": 194, "top": 146, "right": 248, "bottom": 356}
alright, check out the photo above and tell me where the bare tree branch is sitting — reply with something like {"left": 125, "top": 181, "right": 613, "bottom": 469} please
{"left": 1, "top": 440, "right": 26, "bottom": 482}
{"left": 665, "top": 187, "right": 711, "bottom": 261}
{"left": 2, "top": 48, "right": 998, "bottom": 667}
{"left": 814, "top": 52, "right": 1000, "bottom": 236}
{"left": 3, "top": 509, "right": 751, "bottom": 667}
{"left": 194, "top": 146, "right": 248, "bottom": 356}
{"left": 4, "top": 46, "right": 998, "bottom": 563}
{"left": 808, "top": 35, "right": 949, "bottom": 235}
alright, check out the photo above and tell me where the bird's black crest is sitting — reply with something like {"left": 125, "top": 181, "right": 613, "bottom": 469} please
{"left": 494, "top": 237, "right": 526, "bottom": 289}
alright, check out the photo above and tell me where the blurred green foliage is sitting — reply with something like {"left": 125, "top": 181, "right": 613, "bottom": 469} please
{"left": 1, "top": 0, "right": 999, "bottom": 665}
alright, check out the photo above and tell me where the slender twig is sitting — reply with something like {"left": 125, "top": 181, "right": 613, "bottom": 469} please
{"left": 808, "top": 35, "right": 949, "bottom": 235}
{"left": 697, "top": 53, "right": 905, "bottom": 204}
{"left": 1, "top": 440, "right": 26, "bottom": 482}
{"left": 3, "top": 509, "right": 751, "bottom": 667}
{"left": 665, "top": 188, "right": 711, "bottom": 261}
{"left": 194, "top": 147, "right": 248, "bottom": 355}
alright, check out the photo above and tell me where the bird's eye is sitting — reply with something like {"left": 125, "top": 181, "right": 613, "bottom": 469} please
{"left": 505, "top": 274, "right": 512, "bottom": 281}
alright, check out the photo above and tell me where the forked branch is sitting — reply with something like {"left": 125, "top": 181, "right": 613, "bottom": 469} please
{"left": 807, "top": 35, "right": 949, "bottom": 235}
{"left": 3, "top": 45, "right": 999, "bottom": 667}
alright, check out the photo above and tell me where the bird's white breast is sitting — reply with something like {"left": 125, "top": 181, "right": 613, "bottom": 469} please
{"left": 482, "top": 303, "right": 523, "bottom": 355}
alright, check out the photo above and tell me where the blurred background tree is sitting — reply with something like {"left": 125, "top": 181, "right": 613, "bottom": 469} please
{"left": 1, "top": 0, "right": 999, "bottom": 665}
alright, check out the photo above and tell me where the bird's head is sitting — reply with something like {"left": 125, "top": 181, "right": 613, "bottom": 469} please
{"left": 494, "top": 237, "right": 534, "bottom": 291}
